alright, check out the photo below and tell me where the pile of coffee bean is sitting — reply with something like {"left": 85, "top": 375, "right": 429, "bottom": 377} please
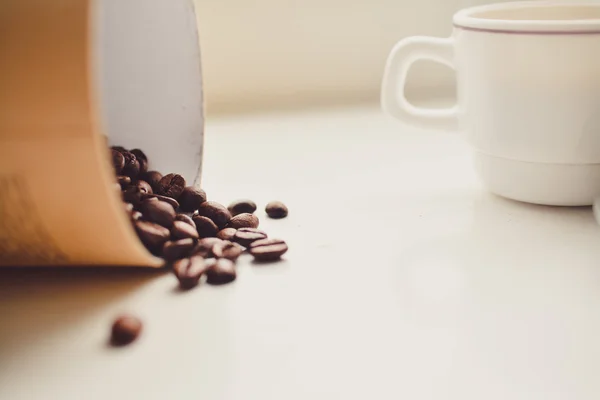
{"left": 109, "top": 146, "right": 289, "bottom": 346}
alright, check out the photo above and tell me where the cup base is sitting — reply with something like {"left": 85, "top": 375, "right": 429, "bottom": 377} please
{"left": 472, "top": 151, "right": 600, "bottom": 206}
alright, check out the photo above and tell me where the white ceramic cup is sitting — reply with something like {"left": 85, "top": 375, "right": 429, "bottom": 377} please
{"left": 382, "top": 1, "right": 600, "bottom": 206}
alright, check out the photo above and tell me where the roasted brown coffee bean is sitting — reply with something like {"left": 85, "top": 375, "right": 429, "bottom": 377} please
{"left": 162, "top": 238, "right": 196, "bottom": 262}
{"left": 123, "top": 185, "right": 144, "bottom": 207}
{"left": 205, "top": 258, "right": 236, "bottom": 285}
{"left": 134, "top": 220, "right": 171, "bottom": 250}
{"left": 197, "top": 201, "right": 231, "bottom": 229}
{"left": 249, "top": 238, "right": 288, "bottom": 261}
{"left": 175, "top": 214, "right": 196, "bottom": 228}
{"left": 171, "top": 220, "right": 199, "bottom": 240}
{"left": 192, "top": 237, "right": 223, "bottom": 257}
{"left": 233, "top": 228, "right": 268, "bottom": 247}
{"left": 178, "top": 186, "right": 207, "bottom": 212}
{"left": 142, "top": 193, "right": 180, "bottom": 210}
{"left": 173, "top": 256, "right": 207, "bottom": 289}
{"left": 157, "top": 173, "right": 186, "bottom": 200}
{"left": 117, "top": 175, "right": 132, "bottom": 189}
{"left": 130, "top": 149, "right": 147, "bottom": 163}
{"left": 135, "top": 180, "right": 153, "bottom": 195}
{"left": 121, "top": 151, "right": 141, "bottom": 179}
{"left": 228, "top": 213, "right": 259, "bottom": 229}
{"left": 141, "top": 171, "right": 163, "bottom": 192}
{"left": 140, "top": 198, "right": 176, "bottom": 228}
{"left": 265, "top": 201, "right": 288, "bottom": 219}
{"left": 217, "top": 227, "right": 237, "bottom": 241}
{"left": 227, "top": 199, "right": 257, "bottom": 216}
{"left": 111, "top": 315, "right": 143, "bottom": 346}
{"left": 112, "top": 150, "right": 125, "bottom": 174}
{"left": 212, "top": 241, "right": 243, "bottom": 261}
{"left": 111, "top": 146, "right": 127, "bottom": 153}
{"left": 193, "top": 215, "right": 219, "bottom": 238}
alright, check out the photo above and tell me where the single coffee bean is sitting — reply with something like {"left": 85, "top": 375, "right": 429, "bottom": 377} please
{"left": 227, "top": 199, "right": 257, "bottom": 216}
{"left": 111, "top": 146, "right": 127, "bottom": 154}
{"left": 233, "top": 227, "right": 268, "bottom": 247}
{"left": 142, "top": 193, "right": 180, "bottom": 210}
{"left": 178, "top": 186, "right": 207, "bottom": 213}
{"left": 175, "top": 214, "right": 196, "bottom": 228}
{"left": 212, "top": 240, "right": 243, "bottom": 261}
{"left": 110, "top": 315, "right": 143, "bottom": 346}
{"left": 197, "top": 201, "right": 231, "bottom": 229}
{"left": 112, "top": 150, "right": 125, "bottom": 174}
{"left": 173, "top": 256, "right": 207, "bottom": 289}
{"left": 206, "top": 259, "right": 236, "bottom": 285}
{"left": 130, "top": 149, "right": 147, "bottom": 163}
{"left": 122, "top": 185, "right": 144, "bottom": 207}
{"left": 134, "top": 220, "right": 171, "bottom": 250}
{"left": 157, "top": 173, "right": 186, "bottom": 200}
{"left": 162, "top": 238, "right": 196, "bottom": 262}
{"left": 217, "top": 227, "right": 237, "bottom": 241}
{"left": 140, "top": 198, "right": 176, "bottom": 228}
{"left": 135, "top": 180, "right": 153, "bottom": 195}
{"left": 193, "top": 215, "right": 219, "bottom": 238}
{"left": 192, "top": 237, "right": 223, "bottom": 257}
{"left": 249, "top": 238, "right": 288, "bottom": 261}
{"left": 265, "top": 201, "right": 288, "bottom": 219}
{"left": 141, "top": 171, "right": 163, "bottom": 192}
{"left": 171, "top": 220, "right": 199, "bottom": 240}
{"left": 117, "top": 175, "right": 132, "bottom": 190}
{"left": 121, "top": 151, "right": 141, "bottom": 179}
{"left": 228, "top": 213, "right": 259, "bottom": 229}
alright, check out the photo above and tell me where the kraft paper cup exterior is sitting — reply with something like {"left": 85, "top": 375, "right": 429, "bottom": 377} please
{"left": 0, "top": 0, "right": 204, "bottom": 267}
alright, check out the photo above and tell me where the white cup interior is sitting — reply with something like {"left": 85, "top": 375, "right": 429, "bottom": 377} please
{"left": 93, "top": 0, "right": 204, "bottom": 185}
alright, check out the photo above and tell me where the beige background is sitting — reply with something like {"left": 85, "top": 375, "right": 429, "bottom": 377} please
{"left": 193, "top": 0, "right": 519, "bottom": 114}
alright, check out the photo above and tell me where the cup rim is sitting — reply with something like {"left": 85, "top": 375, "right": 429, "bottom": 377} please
{"left": 453, "top": 1, "right": 600, "bottom": 34}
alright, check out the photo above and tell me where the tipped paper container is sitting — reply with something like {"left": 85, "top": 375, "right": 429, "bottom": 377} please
{"left": 0, "top": 0, "right": 205, "bottom": 267}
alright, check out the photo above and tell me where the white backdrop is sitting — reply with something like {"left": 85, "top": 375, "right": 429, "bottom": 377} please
{"left": 193, "top": 0, "right": 520, "bottom": 114}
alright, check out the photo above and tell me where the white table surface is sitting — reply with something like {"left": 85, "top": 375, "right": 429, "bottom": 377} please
{"left": 2, "top": 105, "right": 600, "bottom": 400}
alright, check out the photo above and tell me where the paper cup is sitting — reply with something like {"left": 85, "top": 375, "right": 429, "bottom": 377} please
{"left": 0, "top": 0, "right": 204, "bottom": 267}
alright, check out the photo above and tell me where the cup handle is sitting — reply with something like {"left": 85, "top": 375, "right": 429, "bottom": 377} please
{"left": 381, "top": 36, "right": 458, "bottom": 131}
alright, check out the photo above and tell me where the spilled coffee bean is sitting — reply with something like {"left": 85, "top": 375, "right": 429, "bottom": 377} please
{"left": 157, "top": 173, "right": 186, "bottom": 200}
{"left": 205, "top": 258, "right": 236, "bottom": 285}
{"left": 234, "top": 228, "right": 268, "bottom": 247}
{"left": 173, "top": 256, "right": 207, "bottom": 289}
{"left": 175, "top": 213, "right": 196, "bottom": 228}
{"left": 140, "top": 198, "right": 176, "bottom": 228}
{"left": 249, "top": 238, "right": 288, "bottom": 261}
{"left": 162, "top": 238, "right": 196, "bottom": 262}
{"left": 228, "top": 199, "right": 257, "bottom": 216}
{"left": 111, "top": 315, "right": 143, "bottom": 346}
{"left": 142, "top": 193, "right": 180, "bottom": 210}
{"left": 265, "top": 201, "right": 288, "bottom": 219}
{"left": 192, "top": 237, "right": 223, "bottom": 258}
{"left": 197, "top": 201, "right": 232, "bottom": 229}
{"left": 141, "top": 170, "right": 163, "bottom": 192}
{"left": 212, "top": 240, "right": 243, "bottom": 261}
{"left": 217, "top": 227, "right": 237, "bottom": 241}
{"left": 179, "top": 186, "right": 207, "bottom": 213}
{"left": 228, "top": 213, "right": 259, "bottom": 229}
{"left": 193, "top": 215, "right": 219, "bottom": 238}
{"left": 171, "top": 220, "right": 199, "bottom": 241}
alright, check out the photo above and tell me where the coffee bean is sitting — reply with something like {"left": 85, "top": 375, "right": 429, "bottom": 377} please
{"left": 217, "top": 227, "right": 237, "bottom": 241}
{"left": 192, "top": 215, "right": 219, "bottom": 238}
{"left": 142, "top": 194, "right": 180, "bottom": 210}
{"left": 140, "top": 198, "right": 176, "bottom": 228}
{"left": 178, "top": 186, "right": 207, "bottom": 213}
{"left": 122, "top": 185, "right": 144, "bottom": 207}
{"left": 249, "top": 238, "right": 288, "bottom": 261}
{"left": 228, "top": 199, "right": 257, "bottom": 216}
{"left": 141, "top": 171, "right": 163, "bottom": 192}
{"left": 192, "top": 237, "right": 223, "bottom": 257}
{"left": 117, "top": 175, "right": 132, "bottom": 190}
{"left": 162, "top": 238, "right": 196, "bottom": 262}
{"left": 121, "top": 151, "right": 141, "bottom": 179}
{"left": 197, "top": 201, "right": 231, "bottom": 229}
{"left": 265, "top": 201, "right": 288, "bottom": 219}
{"left": 111, "top": 146, "right": 127, "bottom": 153}
{"left": 175, "top": 214, "right": 196, "bottom": 229}
{"left": 134, "top": 220, "right": 171, "bottom": 250}
{"left": 112, "top": 150, "right": 125, "bottom": 174}
{"left": 111, "top": 315, "right": 143, "bottom": 346}
{"left": 135, "top": 180, "right": 153, "bottom": 195}
{"left": 171, "top": 220, "right": 199, "bottom": 240}
{"left": 233, "top": 228, "right": 268, "bottom": 247}
{"left": 228, "top": 213, "right": 259, "bottom": 229}
{"left": 130, "top": 149, "right": 147, "bottom": 163}
{"left": 173, "top": 256, "right": 207, "bottom": 289}
{"left": 157, "top": 173, "right": 186, "bottom": 200}
{"left": 205, "top": 258, "right": 236, "bottom": 285}
{"left": 212, "top": 240, "right": 243, "bottom": 261}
